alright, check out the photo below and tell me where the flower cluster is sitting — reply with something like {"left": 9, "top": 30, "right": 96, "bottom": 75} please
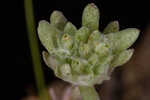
{"left": 38, "top": 3, "right": 139, "bottom": 86}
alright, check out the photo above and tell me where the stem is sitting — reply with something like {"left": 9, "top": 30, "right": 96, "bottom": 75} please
{"left": 79, "top": 86, "right": 100, "bottom": 100}
{"left": 24, "top": 0, "right": 50, "bottom": 100}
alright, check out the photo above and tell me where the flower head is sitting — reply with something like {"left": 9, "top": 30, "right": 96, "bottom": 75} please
{"left": 38, "top": 3, "right": 139, "bottom": 86}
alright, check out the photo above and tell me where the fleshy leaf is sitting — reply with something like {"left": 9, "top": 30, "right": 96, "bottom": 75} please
{"left": 111, "top": 49, "right": 134, "bottom": 68}
{"left": 92, "top": 55, "right": 113, "bottom": 84}
{"left": 106, "top": 28, "right": 140, "bottom": 53}
{"left": 38, "top": 20, "right": 61, "bottom": 52}
{"left": 79, "top": 43, "right": 92, "bottom": 58}
{"left": 103, "top": 21, "right": 119, "bottom": 34}
{"left": 64, "top": 22, "right": 77, "bottom": 36}
{"left": 75, "top": 27, "right": 90, "bottom": 43}
{"left": 61, "top": 33, "right": 74, "bottom": 50}
{"left": 94, "top": 65, "right": 110, "bottom": 84}
{"left": 94, "top": 42, "right": 109, "bottom": 57}
{"left": 42, "top": 51, "right": 59, "bottom": 70}
{"left": 50, "top": 10, "right": 67, "bottom": 31}
{"left": 88, "top": 54, "right": 99, "bottom": 66}
{"left": 71, "top": 57, "right": 89, "bottom": 73}
{"left": 94, "top": 55, "right": 113, "bottom": 75}
{"left": 42, "top": 51, "right": 51, "bottom": 67}
{"left": 60, "top": 64, "right": 72, "bottom": 79}
{"left": 82, "top": 3, "right": 100, "bottom": 32}
{"left": 88, "top": 30, "right": 102, "bottom": 43}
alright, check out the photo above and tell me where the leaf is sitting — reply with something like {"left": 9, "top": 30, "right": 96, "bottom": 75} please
{"left": 71, "top": 57, "right": 88, "bottom": 73}
{"left": 94, "top": 42, "right": 109, "bottom": 57}
{"left": 75, "top": 26, "right": 90, "bottom": 43}
{"left": 82, "top": 3, "right": 100, "bottom": 32}
{"left": 88, "top": 53, "right": 99, "bottom": 66}
{"left": 94, "top": 55, "right": 113, "bottom": 75}
{"left": 50, "top": 10, "right": 67, "bottom": 31}
{"left": 103, "top": 21, "right": 119, "bottom": 34}
{"left": 64, "top": 22, "right": 77, "bottom": 36}
{"left": 38, "top": 20, "right": 61, "bottom": 52}
{"left": 61, "top": 33, "right": 74, "bottom": 50}
{"left": 106, "top": 28, "right": 140, "bottom": 53}
{"left": 79, "top": 43, "right": 92, "bottom": 58}
{"left": 88, "top": 30, "right": 102, "bottom": 43}
{"left": 60, "top": 64, "right": 72, "bottom": 79}
{"left": 42, "top": 51, "right": 57, "bottom": 70}
{"left": 111, "top": 49, "right": 134, "bottom": 68}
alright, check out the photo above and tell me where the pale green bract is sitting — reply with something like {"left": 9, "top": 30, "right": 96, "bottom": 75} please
{"left": 38, "top": 3, "right": 139, "bottom": 87}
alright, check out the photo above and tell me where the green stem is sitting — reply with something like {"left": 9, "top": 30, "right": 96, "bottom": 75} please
{"left": 79, "top": 86, "right": 100, "bottom": 100}
{"left": 24, "top": 0, "right": 50, "bottom": 100}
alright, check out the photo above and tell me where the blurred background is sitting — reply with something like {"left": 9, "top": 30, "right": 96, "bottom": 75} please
{"left": 10, "top": 0, "right": 150, "bottom": 100}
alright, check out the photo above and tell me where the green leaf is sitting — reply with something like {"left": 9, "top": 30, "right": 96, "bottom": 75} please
{"left": 79, "top": 42, "right": 92, "bottom": 58}
{"left": 106, "top": 28, "right": 140, "bottom": 53}
{"left": 71, "top": 57, "right": 89, "bottom": 73}
{"left": 103, "top": 21, "right": 119, "bottom": 34}
{"left": 92, "top": 55, "right": 113, "bottom": 84}
{"left": 38, "top": 20, "right": 61, "bottom": 52}
{"left": 64, "top": 22, "right": 77, "bottom": 36}
{"left": 111, "top": 49, "right": 134, "bottom": 68}
{"left": 50, "top": 10, "right": 67, "bottom": 31}
{"left": 88, "top": 30, "right": 102, "bottom": 43}
{"left": 42, "top": 51, "right": 51, "bottom": 67}
{"left": 88, "top": 53, "right": 99, "bottom": 66}
{"left": 42, "top": 51, "right": 59, "bottom": 70}
{"left": 75, "top": 26, "right": 90, "bottom": 43}
{"left": 61, "top": 33, "right": 74, "bottom": 50}
{"left": 82, "top": 3, "right": 100, "bottom": 32}
{"left": 94, "top": 55, "right": 113, "bottom": 75}
{"left": 60, "top": 64, "right": 72, "bottom": 79}
{"left": 94, "top": 43, "right": 109, "bottom": 57}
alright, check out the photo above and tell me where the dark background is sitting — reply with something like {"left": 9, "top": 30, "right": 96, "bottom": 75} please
{"left": 8, "top": 0, "right": 150, "bottom": 100}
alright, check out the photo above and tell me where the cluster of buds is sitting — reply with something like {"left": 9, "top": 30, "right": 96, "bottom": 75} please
{"left": 38, "top": 3, "right": 139, "bottom": 86}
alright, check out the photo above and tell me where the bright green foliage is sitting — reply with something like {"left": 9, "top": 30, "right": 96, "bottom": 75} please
{"left": 38, "top": 3, "right": 139, "bottom": 87}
